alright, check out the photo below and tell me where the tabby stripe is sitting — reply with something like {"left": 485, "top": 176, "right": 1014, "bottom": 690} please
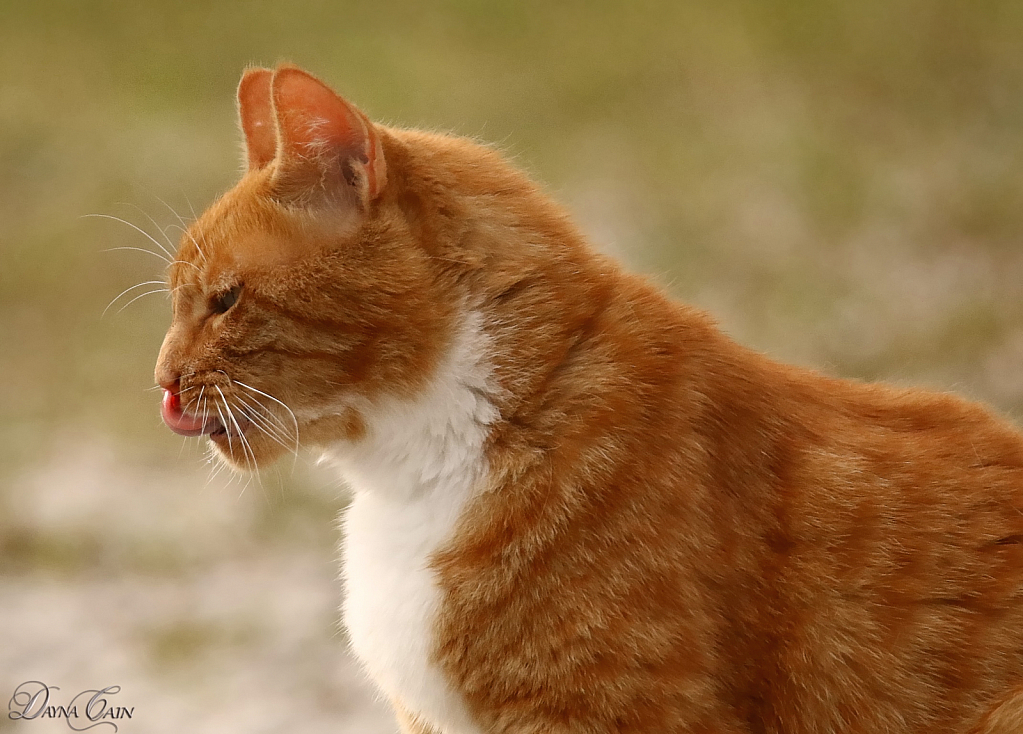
{"left": 251, "top": 295, "right": 359, "bottom": 333}
{"left": 226, "top": 345, "right": 346, "bottom": 362}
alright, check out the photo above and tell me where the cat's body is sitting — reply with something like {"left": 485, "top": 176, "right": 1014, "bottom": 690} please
{"left": 155, "top": 65, "right": 1023, "bottom": 733}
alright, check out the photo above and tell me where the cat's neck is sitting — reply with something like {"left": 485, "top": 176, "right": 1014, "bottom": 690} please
{"left": 327, "top": 129, "right": 636, "bottom": 498}
{"left": 325, "top": 309, "right": 499, "bottom": 504}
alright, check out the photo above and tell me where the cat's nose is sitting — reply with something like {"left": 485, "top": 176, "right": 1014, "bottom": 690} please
{"left": 156, "top": 372, "right": 180, "bottom": 393}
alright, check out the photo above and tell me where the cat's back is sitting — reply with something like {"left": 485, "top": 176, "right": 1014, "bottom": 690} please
{"left": 431, "top": 269, "right": 1023, "bottom": 732}
{"left": 649, "top": 308, "right": 1023, "bottom": 732}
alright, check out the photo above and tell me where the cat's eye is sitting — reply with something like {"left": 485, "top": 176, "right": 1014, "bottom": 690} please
{"left": 210, "top": 284, "right": 242, "bottom": 315}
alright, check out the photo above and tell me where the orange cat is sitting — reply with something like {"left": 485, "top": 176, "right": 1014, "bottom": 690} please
{"left": 155, "top": 64, "right": 1023, "bottom": 733}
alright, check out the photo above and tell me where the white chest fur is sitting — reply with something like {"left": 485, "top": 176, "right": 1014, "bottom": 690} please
{"left": 332, "top": 314, "right": 496, "bottom": 734}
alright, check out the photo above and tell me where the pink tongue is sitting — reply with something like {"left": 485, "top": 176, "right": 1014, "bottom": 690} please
{"left": 161, "top": 389, "right": 209, "bottom": 436}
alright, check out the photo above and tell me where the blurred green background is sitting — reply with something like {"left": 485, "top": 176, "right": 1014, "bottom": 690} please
{"left": 2, "top": 1, "right": 1023, "bottom": 731}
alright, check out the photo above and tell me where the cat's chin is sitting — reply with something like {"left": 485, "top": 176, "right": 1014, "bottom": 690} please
{"left": 208, "top": 425, "right": 290, "bottom": 471}
{"left": 204, "top": 406, "right": 364, "bottom": 472}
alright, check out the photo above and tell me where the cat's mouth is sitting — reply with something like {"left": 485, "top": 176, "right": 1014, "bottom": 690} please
{"left": 161, "top": 388, "right": 250, "bottom": 439}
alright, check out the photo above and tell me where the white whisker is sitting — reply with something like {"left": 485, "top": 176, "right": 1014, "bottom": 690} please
{"left": 210, "top": 396, "right": 252, "bottom": 497}
{"left": 183, "top": 191, "right": 198, "bottom": 221}
{"left": 205, "top": 452, "right": 229, "bottom": 489}
{"left": 104, "top": 280, "right": 168, "bottom": 317}
{"left": 123, "top": 202, "right": 177, "bottom": 259}
{"left": 214, "top": 385, "right": 262, "bottom": 493}
{"left": 210, "top": 394, "right": 232, "bottom": 452}
{"left": 83, "top": 214, "right": 173, "bottom": 260}
{"left": 234, "top": 392, "right": 299, "bottom": 459}
{"left": 115, "top": 288, "right": 169, "bottom": 314}
{"left": 169, "top": 258, "right": 202, "bottom": 274}
{"left": 167, "top": 224, "right": 209, "bottom": 264}
{"left": 157, "top": 195, "right": 208, "bottom": 263}
{"left": 228, "top": 396, "right": 267, "bottom": 499}
{"left": 101, "top": 245, "right": 170, "bottom": 265}
{"left": 232, "top": 378, "right": 300, "bottom": 453}
{"left": 182, "top": 385, "right": 206, "bottom": 418}
{"left": 156, "top": 194, "right": 190, "bottom": 228}
{"left": 233, "top": 391, "right": 296, "bottom": 444}
{"left": 236, "top": 474, "right": 253, "bottom": 500}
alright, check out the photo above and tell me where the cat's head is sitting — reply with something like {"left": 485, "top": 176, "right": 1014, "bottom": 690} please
{"left": 154, "top": 65, "right": 461, "bottom": 469}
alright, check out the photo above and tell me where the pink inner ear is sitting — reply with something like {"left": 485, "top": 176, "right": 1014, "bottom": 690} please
{"left": 238, "top": 68, "right": 276, "bottom": 171}
{"left": 273, "top": 68, "right": 361, "bottom": 154}
{"left": 271, "top": 66, "right": 386, "bottom": 199}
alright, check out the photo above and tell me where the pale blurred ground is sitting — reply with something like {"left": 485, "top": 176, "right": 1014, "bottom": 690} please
{"left": 2, "top": 1, "right": 1023, "bottom": 732}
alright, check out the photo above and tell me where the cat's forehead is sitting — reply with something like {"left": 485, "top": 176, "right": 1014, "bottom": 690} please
{"left": 172, "top": 178, "right": 337, "bottom": 284}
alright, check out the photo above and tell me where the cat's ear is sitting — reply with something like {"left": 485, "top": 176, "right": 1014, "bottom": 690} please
{"left": 269, "top": 65, "right": 387, "bottom": 207}
{"left": 237, "top": 67, "right": 277, "bottom": 171}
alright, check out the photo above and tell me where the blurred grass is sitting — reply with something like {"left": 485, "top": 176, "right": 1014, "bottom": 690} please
{"left": 2, "top": 0, "right": 1023, "bottom": 483}
{"left": 144, "top": 617, "right": 263, "bottom": 671}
